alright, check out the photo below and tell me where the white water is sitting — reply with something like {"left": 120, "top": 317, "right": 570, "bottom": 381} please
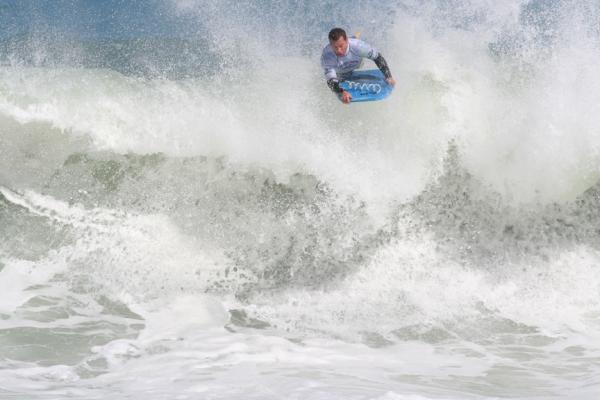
{"left": 3, "top": 1, "right": 600, "bottom": 399}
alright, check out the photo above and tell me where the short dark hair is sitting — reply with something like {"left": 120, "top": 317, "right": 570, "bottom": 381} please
{"left": 328, "top": 28, "right": 347, "bottom": 42}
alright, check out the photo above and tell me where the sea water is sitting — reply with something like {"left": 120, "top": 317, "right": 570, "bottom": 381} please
{"left": 2, "top": 1, "right": 600, "bottom": 399}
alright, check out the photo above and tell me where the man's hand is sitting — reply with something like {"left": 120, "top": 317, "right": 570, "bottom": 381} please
{"left": 341, "top": 90, "right": 352, "bottom": 104}
{"left": 386, "top": 77, "right": 396, "bottom": 86}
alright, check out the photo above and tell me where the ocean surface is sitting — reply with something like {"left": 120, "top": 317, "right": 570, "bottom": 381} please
{"left": 2, "top": 1, "right": 600, "bottom": 399}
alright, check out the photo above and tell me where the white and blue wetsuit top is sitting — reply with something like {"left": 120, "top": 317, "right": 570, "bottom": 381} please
{"left": 320, "top": 37, "right": 379, "bottom": 81}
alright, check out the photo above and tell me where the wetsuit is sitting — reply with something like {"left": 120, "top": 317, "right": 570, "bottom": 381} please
{"left": 320, "top": 37, "right": 392, "bottom": 94}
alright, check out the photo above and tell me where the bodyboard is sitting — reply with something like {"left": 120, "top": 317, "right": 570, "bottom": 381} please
{"left": 338, "top": 69, "right": 393, "bottom": 103}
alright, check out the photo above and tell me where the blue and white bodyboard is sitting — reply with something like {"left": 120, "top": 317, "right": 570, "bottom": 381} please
{"left": 338, "top": 69, "right": 393, "bottom": 103}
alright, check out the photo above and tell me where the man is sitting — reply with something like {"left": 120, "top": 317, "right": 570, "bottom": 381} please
{"left": 321, "top": 27, "right": 395, "bottom": 104}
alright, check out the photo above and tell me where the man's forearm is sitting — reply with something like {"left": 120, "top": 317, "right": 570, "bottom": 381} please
{"left": 374, "top": 54, "right": 392, "bottom": 79}
{"left": 327, "top": 78, "right": 344, "bottom": 94}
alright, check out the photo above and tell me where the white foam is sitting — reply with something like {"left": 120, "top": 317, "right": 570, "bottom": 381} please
{"left": 386, "top": 4, "right": 600, "bottom": 203}
{"left": 0, "top": 58, "right": 443, "bottom": 211}
{"left": 131, "top": 295, "right": 229, "bottom": 343}
{"left": 3, "top": 3, "right": 600, "bottom": 208}
{"left": 0, "top": 257, "right": 66, "bottom": 314}
{"left": 3, "top": 2, "right": 600, "bottom": 398}
{"left": 244, "top": 234, "right": 600, "bottom": 341}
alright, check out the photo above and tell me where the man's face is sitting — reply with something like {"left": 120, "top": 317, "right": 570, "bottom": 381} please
{"left": 330, "top": 37, "right": 348, "bottom": 57}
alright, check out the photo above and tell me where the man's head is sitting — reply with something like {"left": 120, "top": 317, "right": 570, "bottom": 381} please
{"left": 328, "top": 28, "right": 348, "bottom": 57}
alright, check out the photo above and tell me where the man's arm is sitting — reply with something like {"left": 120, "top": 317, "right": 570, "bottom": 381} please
{"left": 321, "top": 54, "right": 346, "bottom": 95}
{"left": 327, "top": 78, "right": 343, "bottom": 94}
{"left": 328, "top": 78, "right": 352, "bottom": 103}
{"left": 374, "top": 54, "right": 392, "bottom": 80}
{"left": 322, "top": 56, "right": 342, "bottom": 94}
{"left": 355, "top": 39, "right": 395, "bottom": 84}
{"left": 321, "top": 47, "right": 351, "bottom": 103}
{"left": 323, "top": 66, "right": 342, "bottom": 93}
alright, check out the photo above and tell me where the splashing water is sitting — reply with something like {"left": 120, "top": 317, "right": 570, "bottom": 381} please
{"left": 2, "top": 1, "right": 600, "bottom": 399}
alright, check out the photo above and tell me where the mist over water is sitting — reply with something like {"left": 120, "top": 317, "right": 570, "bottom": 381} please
{"left": 2, "top": 1, "right": 600, "bottom": 399}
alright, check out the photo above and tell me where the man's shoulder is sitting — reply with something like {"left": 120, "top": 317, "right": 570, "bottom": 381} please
{"left": 348, "top": 37, "right": 371, "bottom": 50}
{"left": 321, "top": 44, "right": 336, "bottom": 65}
{"left": 321, "top": 43, "right": 334, "bottom": 57}
{"left": 349, "top": 38, "right": 377, "bottom": 58}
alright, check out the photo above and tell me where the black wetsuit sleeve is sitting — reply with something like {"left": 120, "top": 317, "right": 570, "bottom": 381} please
{"left": 374, "top": 54, "right": 392, "bottom": 79}
{"left": 327, "top": 78, "right": 344, "bottom": 94}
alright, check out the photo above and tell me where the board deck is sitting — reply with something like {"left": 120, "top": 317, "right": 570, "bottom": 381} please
{"left": 338, "top": 69, "right": 393, "bottom": 103}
